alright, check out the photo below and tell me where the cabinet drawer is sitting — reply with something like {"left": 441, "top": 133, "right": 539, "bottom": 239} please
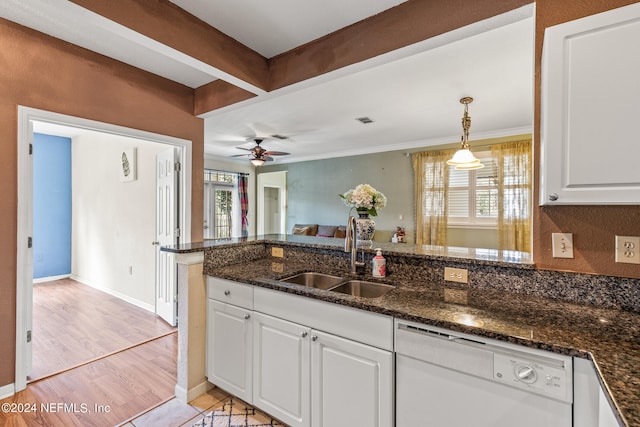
{"left": 254, "top": 287, "right": 393, "bottom": 351}
{"left": 207, "top": 277, "right": 254, "bottom": 309}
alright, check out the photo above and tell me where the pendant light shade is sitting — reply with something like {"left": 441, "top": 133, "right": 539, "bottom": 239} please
{"left": 447, "top": 97, "right": 484, "bottom": 170}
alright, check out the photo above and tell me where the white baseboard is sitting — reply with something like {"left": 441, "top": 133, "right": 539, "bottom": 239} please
{"left": 70, "top": 276, "right": 154, "bottom": 313}
{"left": 175, "top": 381, "right": 212, "bottom": 404}
{"left": 0, "top": 383, "right": 15, "bottom": 400}
{"left": 33, "top": 274, "right": 71, "bottom": 284}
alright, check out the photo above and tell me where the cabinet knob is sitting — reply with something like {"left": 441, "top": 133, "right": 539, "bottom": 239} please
{"left": 301, "top": 332, "right": 308, "bottom": 338}
{"left": 311, "top": 335, "right": 318, "bottom": 341}
{"left": 224, "top": 290, "right": 231, "bottom": 296}
{"left": 548, "top": 193, "right": 559, "bottom": 201}
{"left": 244, "top": 314, "right": 250, "bottom": 320}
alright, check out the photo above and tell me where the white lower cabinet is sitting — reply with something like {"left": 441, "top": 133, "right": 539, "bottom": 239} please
{"left": 252, "top": 312, "right": 393, "bottom": 427}
{"left": 206, "top": 299, "right": 253, "bottom": 403}
{"left": 207, "top": 282, "right": 394, "bottom": 427}
{"left": 311, "top": 330, "right": 393, "bottom": 427}
{"left": 252, "top": 312, "right": 311, "bottom": 427}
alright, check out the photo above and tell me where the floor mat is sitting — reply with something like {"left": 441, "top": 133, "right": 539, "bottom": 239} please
{"left": 191, "top": 399, "right": 286, "bottom": 427}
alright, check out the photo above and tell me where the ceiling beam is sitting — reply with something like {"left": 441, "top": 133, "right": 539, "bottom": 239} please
{"left": 69, "top": 0, "right": 532, "bottom": 115}
{"left": 193, "top": 0, "right": 533, "bottom": 113}
{"left": 268, "top": 0, "right": 533, "bottom": 91}
{"left": 68, "top": 0, "right": 269, "bottom": 93}
{"left": 194, "top": 81, "right": 256, "bottom": 116}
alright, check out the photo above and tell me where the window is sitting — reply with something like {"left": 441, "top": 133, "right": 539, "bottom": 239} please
{"left": 448, "top": 152, "right": 498, "bottom": 227}
{"left": 204, "top": 170, "right": 238, "bottom": 239}
{"left": 413, "top": 140, "right": 532, "bottom": 251}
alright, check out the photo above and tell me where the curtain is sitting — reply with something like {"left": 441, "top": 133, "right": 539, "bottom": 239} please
{"left": 238, "top": 173, "right": 249, "bottom": 237}
{"left": 412, "top": 149, "right": 456, "bottom": 246}
{"left": 491, "top": 140, "right": 532, "bottom": 252}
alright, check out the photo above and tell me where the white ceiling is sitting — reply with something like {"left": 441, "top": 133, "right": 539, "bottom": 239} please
{"left": 0, "top": 1, "right": 535, "bottom": 165}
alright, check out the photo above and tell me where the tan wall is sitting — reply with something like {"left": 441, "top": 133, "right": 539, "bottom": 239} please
{"left": 533, "top": 0, "right": 640, "bottom": 279}
{"left": 0, "top": 19, "right": 204, "bottom": 387}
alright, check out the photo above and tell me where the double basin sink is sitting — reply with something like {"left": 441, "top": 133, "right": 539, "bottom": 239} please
{"left": 280, "top": 272, "right": 394, "bottom": 298}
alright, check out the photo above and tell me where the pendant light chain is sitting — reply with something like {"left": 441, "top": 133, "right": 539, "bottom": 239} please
{"left": 446, "top": 96, "right": 484, "bottom": 170}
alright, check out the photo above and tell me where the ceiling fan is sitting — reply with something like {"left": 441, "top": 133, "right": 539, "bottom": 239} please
{"left": 232, "top": 138, "right": 290, "bottom": 166}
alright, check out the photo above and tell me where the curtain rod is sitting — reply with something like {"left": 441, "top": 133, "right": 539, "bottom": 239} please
{"left": 405, "top": 139, "right": 531, "bottom": 157}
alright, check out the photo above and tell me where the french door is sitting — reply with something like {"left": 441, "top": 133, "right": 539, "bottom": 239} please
{"left": 204, "top": 182, "right": 234, "bottom": 239}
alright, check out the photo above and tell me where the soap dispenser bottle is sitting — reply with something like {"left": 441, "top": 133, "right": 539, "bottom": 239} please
{"left": 372, "top": 248, "right": 386, "bottom": 278}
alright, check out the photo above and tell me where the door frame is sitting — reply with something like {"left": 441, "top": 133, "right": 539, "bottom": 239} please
{"left": 16, "top": 106, "right": 192, "bottom": 393}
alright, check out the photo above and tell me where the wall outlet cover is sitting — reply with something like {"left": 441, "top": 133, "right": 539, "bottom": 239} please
{"left": 271, "top": 247, "right": 284, "bottom": 258}
{"left": 444, "top": 267, "right": 468, "bottom": 284}
{"left": 615, "top": 236, "right": 640, "bottom": 264}
{"left": 552, "top": 233, "right": 574, "bottom": 259}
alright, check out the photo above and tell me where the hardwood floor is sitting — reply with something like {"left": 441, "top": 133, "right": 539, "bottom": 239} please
{"left": 31, "top": 279, "right": 176, "bottom": 381}
{"left": 0, "top": 333, "right": 178, "bottom": 427}
{"left": 2, "top": 333, "right": 284, "bottom": 427}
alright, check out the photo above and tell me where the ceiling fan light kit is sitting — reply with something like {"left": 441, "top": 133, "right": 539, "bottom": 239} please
{"left": 232, "top": 138, "right": 290, "bottom": 166}
{"left": 447, "top": 97, "right": 484, "bottom": 170}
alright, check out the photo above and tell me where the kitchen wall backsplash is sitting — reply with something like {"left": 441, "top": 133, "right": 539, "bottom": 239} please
{"left": 205, "top": 242, "right": 267, "bottom": 270}
{"left": 203, "top": 242, "right": 640, "bottom": 315}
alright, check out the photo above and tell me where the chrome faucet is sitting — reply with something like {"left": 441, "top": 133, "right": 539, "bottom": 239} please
{"left": 345, "top": 216, "right": 365, "bottom": 274}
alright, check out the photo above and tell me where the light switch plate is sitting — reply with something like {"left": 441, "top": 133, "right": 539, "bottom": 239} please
{"left": 552, "top": 233, "right": 574, "bottom": 258}
{"left": 444, "top": 267, "right": 468, "bottom": 284}
{"left": 615, "top": 236, "right": 640, "bottom": 264}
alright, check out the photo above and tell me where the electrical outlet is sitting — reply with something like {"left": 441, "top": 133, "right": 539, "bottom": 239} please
{"left": 615, "top": 236, "right": 640, "bottom": 264}
{"left": 552, "top": 233, "right": 574, "bottom": 258}
{"left": 444, "top": 267, "right": 468, "bottom": 284}
{"left": 271, "top": 247, "right": 284, "bottom": 258}
{"left": 444, "top": 288, "right": 468, "bottom": 304}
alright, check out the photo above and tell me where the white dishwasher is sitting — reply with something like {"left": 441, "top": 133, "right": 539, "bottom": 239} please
{"left": 395, "top": 320, "right": 573, "bottom": 427}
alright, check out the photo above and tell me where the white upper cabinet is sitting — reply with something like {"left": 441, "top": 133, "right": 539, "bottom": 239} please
{"left": 540, "top": 3, "right": 640, "bottom": 205}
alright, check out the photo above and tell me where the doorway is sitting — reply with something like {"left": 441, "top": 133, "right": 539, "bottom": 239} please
{"left": 257, "top": 171, "right": 287, "bottom": 235}
{"left": 263, "top": 187, "right": 281, "bottom": 234}
{"left": 16, "top": 106, "right": 192, "bottom": 393}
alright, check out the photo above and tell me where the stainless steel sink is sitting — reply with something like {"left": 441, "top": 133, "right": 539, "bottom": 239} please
{"left": 329, "top": 280, "right": 395, "bottom": 298}
{"left": 281, "top": 272, "right": 344, "bottom": 290}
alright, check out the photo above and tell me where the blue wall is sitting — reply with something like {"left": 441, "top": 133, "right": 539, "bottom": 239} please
{"left": 33, "top": 133, "right": 72, "bottom": 279}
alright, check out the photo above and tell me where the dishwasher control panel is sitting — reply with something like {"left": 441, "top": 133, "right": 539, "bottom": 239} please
{"left": 493, "top": 352, "right": 572, "bottom": 403}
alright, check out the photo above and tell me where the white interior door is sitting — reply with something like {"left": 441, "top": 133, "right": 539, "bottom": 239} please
{"left": 156, "top": 147, "right": 178, "bottom": 326}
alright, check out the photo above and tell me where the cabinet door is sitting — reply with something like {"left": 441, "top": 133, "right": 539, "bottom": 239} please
{"left": 311, "top": 330, "right": 393, "bottom": 427}
{"left": 573, "top": 357, "right": 621, "bottom": 427}
{"left": 206, "top": 299, "right": 253, "bottom": 403}
{"left": 540, "top": 3, "right": 640, "bottom": 205}
{"left": 253, "top": 312, "right": 311, "bottom": 427}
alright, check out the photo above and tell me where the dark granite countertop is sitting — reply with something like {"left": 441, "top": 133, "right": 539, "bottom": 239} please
{"left": 164, "top": 234, "right": 534, "bottom": 267}
{"left": 206, "top": 256, "right": 640, "bottom": 427}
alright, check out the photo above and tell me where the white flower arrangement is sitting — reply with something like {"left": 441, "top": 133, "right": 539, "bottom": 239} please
{"left": 339, "top": 184, "right": 387, "bottom": 217}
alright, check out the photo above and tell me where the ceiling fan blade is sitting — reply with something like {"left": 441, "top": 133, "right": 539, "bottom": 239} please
{"left": 230, "top": 153, "right": 249, "bottom": 157}
{"left": 263, "top": 155, "right": 275, "bottom": 162}
{"left": 264, "top": 151, "right": 290, "bottom": 156}
{"left": 235, "top": 146, "right": 253, "bottom": 151}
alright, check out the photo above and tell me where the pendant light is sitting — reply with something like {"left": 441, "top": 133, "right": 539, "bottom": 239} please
{"left": 447, "top": 97, "right": 484, "bottom": 170}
